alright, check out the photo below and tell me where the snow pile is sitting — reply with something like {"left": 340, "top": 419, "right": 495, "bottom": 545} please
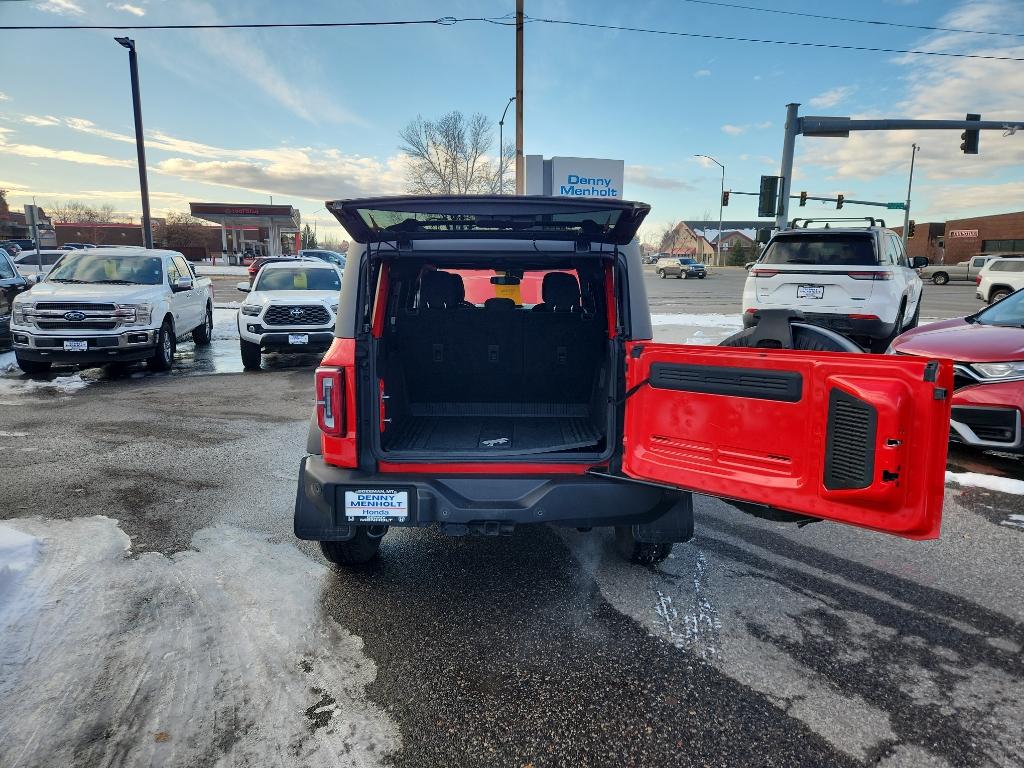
{"left": 946, "top": 471, "right": 1024, "bottom": 496}
{"left": 211, "top": 306, "right": 240, "bottom": 341}
{"left": 0, "top": 524, "right": 41, "bottom": 595}
{"left": 194, "top": 264, "right": 249, "bottom": 276}
{"left": 0, "top": 373, "right": 90, "bottom": 398}
{"left": 0, "top": 350, "right": 16, "bottom": 374}
{"left": 650, "top": 312, "right": 744, "bottom": 328}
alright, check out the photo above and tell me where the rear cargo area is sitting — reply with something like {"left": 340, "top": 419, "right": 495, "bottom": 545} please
{"left": 375, "top": 264, "right": 613, "bottom": 459}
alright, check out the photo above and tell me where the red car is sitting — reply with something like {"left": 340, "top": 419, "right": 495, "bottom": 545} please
{"left": 891, "top": 288, "right": 1024, "bottom": 453}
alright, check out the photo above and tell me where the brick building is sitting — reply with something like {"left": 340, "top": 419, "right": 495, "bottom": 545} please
{"left": 891, "top": 222, "right": 945, "bottom": 263}
{"left": 942, "top": 210, "right": 1024, "bottom": 262}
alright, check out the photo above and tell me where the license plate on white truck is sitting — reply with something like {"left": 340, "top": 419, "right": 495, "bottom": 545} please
{"left": 288, "top": 334, "right": 309, "bottom": 345}
{"left": 344, "top": 489, "right": 409, "bottom": 523}
{"left": 797, "top": 285, "right": 825, "bottom": 299}
{"left": 63, "top": 340, "right": 88, "bottom": 352}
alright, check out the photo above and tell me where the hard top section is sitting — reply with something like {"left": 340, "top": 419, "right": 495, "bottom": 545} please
{"left": 327, "top": 195, "right": 650, "bottom": 246}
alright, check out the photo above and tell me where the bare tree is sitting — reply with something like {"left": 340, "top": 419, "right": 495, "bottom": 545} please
{"left": 48, "top": 200, "right": 121, "bottom": 224}
{"left": 399, "top": 111, "right": 513, "bottom": 194}
{"left": 159, "top": 211, "right": 210, "bottom": 250}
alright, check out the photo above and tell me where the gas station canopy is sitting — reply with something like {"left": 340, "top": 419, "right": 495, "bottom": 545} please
{"left": 189, "top": 202, "right": 301, "bottom": 260}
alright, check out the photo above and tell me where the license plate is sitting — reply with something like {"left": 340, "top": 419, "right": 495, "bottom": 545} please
{"left": 63, "top": 340, "right": 88, "bottom": 352}
{"left": 797, "top": 285, "right": 825, "bottom": 299}
{"left": 288, "top": 334, "right": 309, "bottom": 345}
{"left": 344, "top": 489, "right": 409, "bottom": 523}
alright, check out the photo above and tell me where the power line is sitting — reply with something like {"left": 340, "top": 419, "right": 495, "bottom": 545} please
{"left": 0, "top": 15, "right": 485, "bottom": 31}
{"left": 531, "top": 18, "right": 1024, "bottom": 62}
{"left": 677, "top": 0, "right": 1024, "bottom": 39}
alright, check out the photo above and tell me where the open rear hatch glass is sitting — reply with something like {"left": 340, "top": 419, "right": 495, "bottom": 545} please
{"left": 327, "top": 195, "right": 650, "bottom": 245}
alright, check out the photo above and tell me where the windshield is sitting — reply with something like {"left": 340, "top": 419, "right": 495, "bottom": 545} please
{"left": 975, "top": 289, "right": 1024, "bottom": 327}
{"left": 47, "top": 252, "right": 163, "bottom": 284}
{"left": 255, "top": 268, "right": 341, "bottom": 292}
{"left": 761, "top": 234, "right": 876, "bottom": 266}
{"left": 679, "top": 258, "right": 697, "bottom": 265}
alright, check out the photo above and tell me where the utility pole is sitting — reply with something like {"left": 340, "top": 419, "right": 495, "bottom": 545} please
{"left": 515, "top": 0, "right": 524, "bottom": 194}
{"left": 694, "top": 155, "right": 724, "bottom": 265}
{"left": 114, "top": 37, "right": 153, "bottom": 249}
{"left": 902, "top": 143, "right": 919, "bottom": 245}
{"left": 775, "top": 102, "right": 800, "bottom": 231}
{"left": 498, "top": 96, "right": 515, "bottom": 194}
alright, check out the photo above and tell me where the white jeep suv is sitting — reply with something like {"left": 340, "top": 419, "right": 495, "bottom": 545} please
{"left": 236, "top": 260, "right": 341, "bottom": 370}
{"left": 742, "top": 219, "right": 928, "bottom": 352}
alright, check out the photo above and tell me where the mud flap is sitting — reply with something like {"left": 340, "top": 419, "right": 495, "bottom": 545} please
{"left": 632, "top": 493, "right": 694, "bottom": 544}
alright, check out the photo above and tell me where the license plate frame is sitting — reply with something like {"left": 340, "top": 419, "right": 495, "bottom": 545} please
{"left": 63, "top": 340, "right": 88, "bottom": 352}
{"left": 797, "top": 284, "right": 825, "bottom": 300}
{"left": 288, "top": 333, "right": 309, "bottom": 345}
{"left": 343, "top": 488, "right": 410, "bottom": 523}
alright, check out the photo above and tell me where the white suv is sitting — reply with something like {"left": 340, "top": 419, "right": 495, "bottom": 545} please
{"left": 236, "top": 260, "right": 341, "bottom": 370}
{"left": 742, "top": 220, "right": 927, "bottom": 352}
{"left": 976, "top": 257, "right": 1024, "bottom": 304}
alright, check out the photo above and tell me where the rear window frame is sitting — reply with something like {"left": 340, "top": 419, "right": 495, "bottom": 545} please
{"left": 761, "top": 232, "right": 879, "bottom": 267}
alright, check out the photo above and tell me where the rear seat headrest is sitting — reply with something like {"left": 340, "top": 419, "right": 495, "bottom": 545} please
{"left": 541, "top": 272, "right": 581, "bottom": 311}
{"left": 447, "top": 272, "right": 467, "bottom": 303}
{"left": 483, "top": 297, "right": 516, "bottom": 311}
{"left": 420, "top": 270, "right": 456, "bottom": 309}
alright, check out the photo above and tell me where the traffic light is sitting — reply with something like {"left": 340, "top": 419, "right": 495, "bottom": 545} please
{"left": 799, "top": 190, "right": 807, "bottom": 207}
{"left": 907, "top": 220, "right": 916, "bottom": 238}
{"left": 758, "top": 175, "right": 780, "bottom": 218}
{"left": 721, "top": 190, "right": 730, "bottom": 207}
{"left": 836, "top": 194, "right": 844, "bottom": 210}
{"left": 960, "top": 113, "right": 980, "bottom": 154}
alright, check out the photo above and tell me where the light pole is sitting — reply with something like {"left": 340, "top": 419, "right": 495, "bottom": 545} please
{"left": 695, "top": 154, "right": 725, "bottom": 266}
{"left": 902, "top": 143, "right": 919, "bottom": 246}
{"left": 498, "top": 97, "right": 515, "bottom": 194}
{"left": 114, "top": 36, "right": 153, "bottom": 249}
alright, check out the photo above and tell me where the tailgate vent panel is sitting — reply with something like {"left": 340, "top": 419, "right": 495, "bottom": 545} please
{"left": 824, "top": 389, "right": 877, "bottom": 490}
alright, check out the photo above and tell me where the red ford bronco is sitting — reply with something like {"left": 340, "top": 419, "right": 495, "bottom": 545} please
{"left": 294, "top": 196, "right": 952, "bottom": 566}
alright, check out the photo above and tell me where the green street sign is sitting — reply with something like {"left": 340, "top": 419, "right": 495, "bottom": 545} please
{"left": 886, "top": 202, "right": 906, "bottom": 210}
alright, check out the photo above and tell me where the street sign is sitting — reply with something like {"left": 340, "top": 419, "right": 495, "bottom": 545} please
{"left": 886, "top": 202, "right": 906, "bottom": 210}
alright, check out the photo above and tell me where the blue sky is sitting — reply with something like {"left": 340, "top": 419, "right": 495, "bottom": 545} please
{"left": 1, "top": 0, "right": 1022, "bottom": 243}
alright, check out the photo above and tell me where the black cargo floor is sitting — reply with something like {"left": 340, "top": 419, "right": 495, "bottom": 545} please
{"left": 383, "top": 414, "right": 602, "bottom": 455}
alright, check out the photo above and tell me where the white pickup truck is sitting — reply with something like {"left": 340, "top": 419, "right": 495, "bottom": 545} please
{"left": 9, "top": 247, "right": 213, "bottom": 374}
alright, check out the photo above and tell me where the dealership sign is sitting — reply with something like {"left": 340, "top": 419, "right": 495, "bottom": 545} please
{"left": 949, "top": 229, "right": 979, "bottom": 238}
{"left": 524, "top": 155, "right": 625, "bottom": 198}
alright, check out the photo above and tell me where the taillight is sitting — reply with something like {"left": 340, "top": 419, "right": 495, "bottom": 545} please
{"left": 847, "top": 271, "right": 893, "bottom": 280}
{"left": 849, "top": 314, "right": 880, "bottom": 320}
{"left": 751, "top": 268, "right": 779, "bottom": 278}
{"left": 975, "top": 275, "right": 982, "bottom": 284}
{"left": 315, "top": 367, "right": 344, "bottom": 436}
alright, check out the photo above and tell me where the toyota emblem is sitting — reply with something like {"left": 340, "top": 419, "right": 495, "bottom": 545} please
{"left": 64, "top": 311, "right": 87, "bottom": 322}
{"left": 289, "top": 307, "right": 304, "bottom": 319}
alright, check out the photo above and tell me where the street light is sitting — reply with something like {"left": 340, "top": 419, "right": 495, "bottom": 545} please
{"left": 115, "top": 36, "right": 153, "bottom": 249}
{"left": 695, "top": 154, "right": 725, "bottom": 266}
{"left": 498, "top": 96, "right": 516, "bottom": 194}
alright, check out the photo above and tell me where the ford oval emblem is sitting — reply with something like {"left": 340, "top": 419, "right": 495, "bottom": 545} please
{"left": 64, "top": 311, "right": 87, "bottom": 322}
{"left": 289, "top": 307, "right": 304, "bottom": 319}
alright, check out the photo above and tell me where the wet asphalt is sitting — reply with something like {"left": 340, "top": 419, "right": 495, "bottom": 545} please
{"left": 1, "top": 276, "right": 1021, "bottom": 767}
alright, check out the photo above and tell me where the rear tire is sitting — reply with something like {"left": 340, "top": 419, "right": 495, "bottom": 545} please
{"left": 657, "top": 269, "right": 666, "bottom": 279}
{"left": 192, "top": 306, "right": 213, "bottom": 346}
{"left": 698, "top": 273, "right": 706, "bottom": 279}
{"left": 15, "top": 355, "right": 51, "bottom": 375}
{"left": 615, "top": 526, "right": 673, "bottom": 565}
{"left": 148, "top": 320, "right": 175, "bottom": 371}
{"left": 240, "top": 339, "right": 262, "bottom": 370}
{"left": 319, "top": 529, "right": 383, "bottom": 566}
{"left": 720, "top": 322, "right": 863, "bottom": 352}
{"left": 990, "top": 289, "right": 1011, "bottom": 304}
{"left": 932, "top": 273, "right": 949, "bottom": 285}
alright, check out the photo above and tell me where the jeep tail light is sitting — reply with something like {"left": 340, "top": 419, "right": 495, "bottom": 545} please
{"left": 751, "top": 268, "right": 779, "bottom": 278}
{"left": 315, "top": 367, "right": 344, "bottom": 436}
{"left": 847, "top": 271, "right": 893, "bottom": 280}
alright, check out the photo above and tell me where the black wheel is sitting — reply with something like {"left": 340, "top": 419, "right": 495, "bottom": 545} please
{"left": 697, "top": 273, "right": 706, "bottom": 279}
{"left": 240, "top": 339, "right": 262, "bottom": 370}
{"left": 615, "top": 526, "right": 673, "bottom": 565}
{"left": 990, "top": 289, "right": 1011, "bottom": 305}
{"left": 15, "top": 355, "right": 51, "bottom": 375}
{"left": 192, "top": 305, "right": 213, "bottom": 346}
{"left": 932, "top": 273, "right": 949, "bottom": 285}
{"left": 657, "top": 269, "right": 666, "bottom": 279}
{"left": 720, "top": 322, "right": 863, "bottom": 352}
{"left": 148, "top": 320, "right": 175, "bottom": 371}
{"left": 319, "top": 528, "right": 384, "bottom": 566}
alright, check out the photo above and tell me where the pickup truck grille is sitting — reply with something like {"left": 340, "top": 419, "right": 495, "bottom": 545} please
{"left": 36, "top": 320, "right": 118, "bottom": 330}
{"left": 264, "top": 305, "right": 330, "bottom": 326}
{"left": 36, "top": 302, "right": 116, "bottom": 312}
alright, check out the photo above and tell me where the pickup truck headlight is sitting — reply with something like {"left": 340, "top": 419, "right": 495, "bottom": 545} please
{"left": 329, "top": 303, "right": 339, "bottom": 314}
{"left": 13, "top": 301, "right": 33, "bottom": 326}
{"left": 115, "top": 303, "right": 152, "bottom": 326}
{"left": 241, "top": 303, "right": 262, "bottom": 316}
{"left": 971, "top": 361, "right": 1024, "bottom": 381}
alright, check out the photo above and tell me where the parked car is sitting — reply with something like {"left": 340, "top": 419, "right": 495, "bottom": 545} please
{"left": 246, "top": 256, "right": 296, "bottom": 286}
{"left": 236, "top": 260, "right": 341, "bottom": 370}
{"left": 60, "top": 242, "right": 97, "bottom": 250}
{"left": 641, "top": 252, "right": 659, "bottom": 265}
{"left": 919, "top": 254, "right": 1023, "bottom": 285}
{"left": 0, "top": 241, "right": 24, "bottom": 257}
{"left": 891, "top": 288, "right": 1023, "bottom": 454}
{"left": 9, "top": 247, "right": 213, "bottom": 374}
{"left": 293, "top": 195, "right": 953, "bottom": 568}
{"left": 976, "top": 257, "right": 1024, "bottom": 304}
{"left": 742, "top": 219, "right": 928, "bottom": 352}
{"left": 655, "top": 256, "right": 707, "bottom": 279}
{"left": 0, "top": 248, "right": 32, "bottom": 350}
{"left": 13, "top": 249, "right": 67, "bottom": 279}
{"left": 298, "top": 249, "right": 346, "bottom": 270}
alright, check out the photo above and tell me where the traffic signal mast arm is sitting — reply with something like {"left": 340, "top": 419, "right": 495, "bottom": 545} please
{"left": 799, "top": 116, "right": 1022, "bottom": 136}
{"left": 726, "top": 190, "right": 901, "bottom": 208}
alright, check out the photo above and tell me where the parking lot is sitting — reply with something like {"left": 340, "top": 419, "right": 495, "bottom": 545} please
{"left": 1, "top": 270, "right": 1022, "bottom": 768}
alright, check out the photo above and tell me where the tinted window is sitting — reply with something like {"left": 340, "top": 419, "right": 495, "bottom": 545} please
{"left": 991, "top": 260, "right": 1024, "bottom": 272}
{"left": 172, "top": 256, "right": 193, "bottom": 281}
{"left": 976, "top": 289, "right": 1024, "bottom": 326}
{"left": 0, "top": 251, "right": 15, "bottom": 279}
{"left": 889, "top": 235, "right": 909, "bottom": 268}
{"left": 761, "top": 235, "right": 876, "bottom": 266}
{"left": 972, "top": 258, "right": 987, "bottom": 268}
{"left": 48, "top": 252, "right": 164, "bottom": 284}
{"left": 255, "top": 268, "right": 341, "bottom": 292}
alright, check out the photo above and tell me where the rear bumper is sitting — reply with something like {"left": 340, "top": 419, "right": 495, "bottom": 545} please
{"left": 744, "top": 310, "right": 896, "bottom": 339}
{"left": 294, "top": 455, "right": 681, "bottom": 540}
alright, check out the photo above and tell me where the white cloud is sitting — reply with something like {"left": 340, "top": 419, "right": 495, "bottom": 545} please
{"left": 808, "top": 86, "right": 856, "bottom": 109}
{"left": 721, "top": 124, "right": 745, "bottom": 136}
{"left": 107, "top": 2, "right": 145, "bottom": 15}
{"left": 927, "top": 180, "right": 1024, "bottom": 218}
{"left": 694, "top": 69, "right": 711, "bottom": 78}
{"left": 23, "top": 115, "right": 61, "bottom": 127}
{"left": 0, "top": 140, "right": 134, "bottom": 168}
{"left": 37, "top": 0, "right": 84, "bottom": 14}
{"left": 0, "top": 92, "right": 9, "bottom": 102}
{"left": 625, "top": 166, "right": 695, "bottom": 191}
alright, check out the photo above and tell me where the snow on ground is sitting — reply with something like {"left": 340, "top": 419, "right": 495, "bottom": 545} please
{"left": 0, "top": 524, "right": 41, "bottom": 596}
{"left": 0, "top": 373, "right": 90, "bottom": 400}
{"left": 650, "top": 312, "right": 743, "bottom": 345}
{"left": 650, "top": 312, "right": 744, "bottom": 328}
{"left": 946, "top": 471, "right": 1024, "bottom": 496}
{"left": 212, "top": 306, "right": 240, "bottom": 341}
{"left": 194, "top": 264, "right": 249, "bottom": 276}
{"left": 0, "top": 350, "right": 16, "bottom": 374}
{"left": 0, "top": 516, "right": 399, "bottom": 766}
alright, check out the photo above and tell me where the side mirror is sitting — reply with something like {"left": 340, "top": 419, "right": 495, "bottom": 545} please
{"left": 236, "top": 281, "right": 251, "bottom": 293}
{"left": 911, "top": 256, "right": 929, "bottom": 269}
{"left": 172, "top": 276, "right": 193, "bottom": 292}
{"left": 27, "top": 273, "right": 43, "bottom": 285}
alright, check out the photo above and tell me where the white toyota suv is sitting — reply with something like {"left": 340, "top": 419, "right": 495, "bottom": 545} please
{"left": 236, "top": 260, "right": 341, "bottom": 370}
{"left": 742, "top": 219, "right": 928, "bottom": 352}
